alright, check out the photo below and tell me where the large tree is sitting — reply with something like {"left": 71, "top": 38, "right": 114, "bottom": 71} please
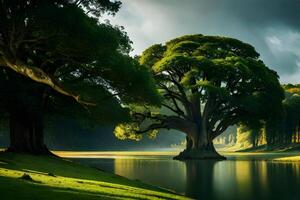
{"left": 0, "top": 0, "right": 159, "bottom": 154}
{"left": 115, "top": 34, "right": 284, "bottom": 160}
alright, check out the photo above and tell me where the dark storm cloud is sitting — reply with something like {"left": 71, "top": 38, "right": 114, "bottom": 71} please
{"left": 108, "top": 0, "right": 300, "bottom": 83}
{"left": 201, "top": 0, "right": 300, "bottom": 29}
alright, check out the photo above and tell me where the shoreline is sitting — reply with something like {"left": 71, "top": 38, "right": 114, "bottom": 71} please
{"left": 0, "top": 152, "right": 190, "bottom": 200}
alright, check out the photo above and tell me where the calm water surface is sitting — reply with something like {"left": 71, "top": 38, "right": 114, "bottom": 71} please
{"left": 71, "top": 152, "right": 300, "bottom": 200}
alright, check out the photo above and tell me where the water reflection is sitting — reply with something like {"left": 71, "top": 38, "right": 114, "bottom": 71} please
{"left": 114, "top": 158, "right": 186, "bottom": 193}
{"left": 185, "top": 160, "right": 217, "bottom": 200}
{"left": 73, "top": 155, "right": 300, "bottom": 200}
{"left": 185, "top": 160, "right": 300, "bottom": 200}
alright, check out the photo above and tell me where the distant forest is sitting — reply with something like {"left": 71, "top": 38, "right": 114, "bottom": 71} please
{"left": 216, "top": 84, "right": 300, "bottom": 151}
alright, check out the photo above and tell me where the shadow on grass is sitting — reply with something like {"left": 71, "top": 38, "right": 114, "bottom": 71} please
{"left": 0, "top": 153, "right": 188, "bottom": 200}
{"left": 0, "top": 152, "right": 148, "bottom": 188}
{"left": 0, "top": 175, "right": 156, "bottom": 200}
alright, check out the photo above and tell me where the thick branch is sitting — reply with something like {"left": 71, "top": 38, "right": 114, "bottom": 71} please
{"left": 158, "top": 81, "right": 193, "bottom": 119}
{"left": 136, "top": 114, "right": 197, "bottom": 137}
{"left": 136, "top": 123, "right": 166, "bottom": 134}
{"left": 159, "top": 82, "right": 184, "bottom": 101}
{"left": 161, "top": 102, "right": 186, "bottom": 119}
{"left": 165, "top": 71, "right": 189, "bottom": 102}
{"left": 211, "top": 117, "right": 238, "bottom": 139}
{"left": 1, "top": 58, "right": 96, "bottom": 106}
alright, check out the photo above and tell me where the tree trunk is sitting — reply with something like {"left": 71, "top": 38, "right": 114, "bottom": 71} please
{"left": 6, "top": 110, "right": 51, "bottom": 155}
{"left": 3, "top": 72, "right": 52, "bottom": 155}
{"left": 174, "top": 128, "right": 225, "bottom": 160}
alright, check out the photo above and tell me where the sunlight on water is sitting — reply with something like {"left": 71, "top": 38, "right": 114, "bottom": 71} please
{"left": 213, "top": 161, "right": 238, "bottom": 199}
{"left": 235, "top": 161, "right": 251, "bottom": 198}
{"left": 292, "top": 162, "right": 300, "bottom": 177}
{"left": 69, "top": 152, "right": 300, "bottom": 200}
{"left": 258, "top": 161, "right": 268, "bottom": 191}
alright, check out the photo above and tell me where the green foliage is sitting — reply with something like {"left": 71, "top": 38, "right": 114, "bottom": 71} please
{"left": 0, "top": 0, "right": 160, "bottom": 128}
{"left": 282, "top": 84, "right": 300, "bottom": 138}
{"left": 247, "top": 84, "right": 300, "bottom": 147}
{"left": 116, "top": 34, "right": 284, "bottom": 142}
{"left": 114, "top": 123, "right": 142, "bottom": 141}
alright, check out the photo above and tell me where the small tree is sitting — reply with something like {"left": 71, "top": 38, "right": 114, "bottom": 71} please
{"left": 115, "top": 34, "right": 284, "bottom": 160}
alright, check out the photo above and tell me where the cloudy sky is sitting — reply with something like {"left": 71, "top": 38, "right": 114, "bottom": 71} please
{"left": 107, "top": 0, "right": 300, "bottom": 83}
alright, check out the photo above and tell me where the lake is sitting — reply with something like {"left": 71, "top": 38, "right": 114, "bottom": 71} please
{"left": 58, "top": 151, "right": 300, "bottom": 200}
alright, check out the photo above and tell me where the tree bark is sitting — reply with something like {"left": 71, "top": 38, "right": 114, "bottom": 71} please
{"left": 173, "top": 92, "right": 225, "bottom": 160}
{"left": 2, "top": 71, "right": 53, "bottom": 155}
{"left": 7, "top": 85, "right": 53, "bottom": 155}
{"left": 6, "top": 108, "right": 51, "bottom": 155}
{"left": 174, "top": 126, "right": 225, "bottom": 160}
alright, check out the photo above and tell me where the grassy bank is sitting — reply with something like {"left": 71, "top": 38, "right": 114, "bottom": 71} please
{"left": 54, "top": 150, "right": 179, "bottom": 159}
{"left": 0, "top": 153, "right": 190, "bottom": 200}
{"left": 233, "top": 144, "right": 300, "bottom": 153}
{"left": 273, "top": 156, "right": 300, "bottom": 161}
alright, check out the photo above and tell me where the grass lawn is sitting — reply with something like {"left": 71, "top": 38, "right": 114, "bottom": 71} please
{"left": 0, "top": 152, "right": 191, "bottom": 200}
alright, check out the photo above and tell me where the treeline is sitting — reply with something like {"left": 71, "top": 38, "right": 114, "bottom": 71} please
{"left": 265, "top": 84, "right": 300, "bottom": 148}
{"left": 243, "top": 84, "right": 300, "bottom": 149}
{"left": 218, "top": 84, "right": 300, "bottom": 150}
